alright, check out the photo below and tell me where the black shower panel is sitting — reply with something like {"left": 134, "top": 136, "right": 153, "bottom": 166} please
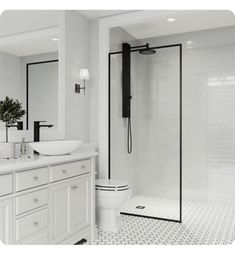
{"left": 122, "top": 43, "right": 131, "bottom": 118}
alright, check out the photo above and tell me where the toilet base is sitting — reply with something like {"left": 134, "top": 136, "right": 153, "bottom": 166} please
{"left": 96, "top": 208, "right": 122, "bottom": 232}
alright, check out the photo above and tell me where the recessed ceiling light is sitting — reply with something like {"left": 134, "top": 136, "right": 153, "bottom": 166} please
{"left": 167, "top": 17, "right": 176, "bottom": 22}
{"left": 52, "top": 38, "right": 59, "bottom": 41}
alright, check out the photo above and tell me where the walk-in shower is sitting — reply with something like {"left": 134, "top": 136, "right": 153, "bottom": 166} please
{"left": 109, "top": 38, "right": 182, "bottom": 222}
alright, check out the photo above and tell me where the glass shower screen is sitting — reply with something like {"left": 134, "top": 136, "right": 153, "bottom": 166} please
{"left": 108, "top": 43, "right": 182, "bottom": 222}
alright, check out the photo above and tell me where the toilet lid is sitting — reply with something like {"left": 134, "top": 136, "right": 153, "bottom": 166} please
{"left": 96, "top": 179, "right": 129, "bottom": 190}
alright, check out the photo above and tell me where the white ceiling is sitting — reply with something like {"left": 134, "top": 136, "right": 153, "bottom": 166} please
{"left": 122, "top": 10, "right": 235, "bottom": 39}
{"left": 0, "top": 10, "right": 133, "bottom": 56}
{"left": 0, "top": 10, "right": 59, "bottom": 37}
{"left": 78, "top": 10, "right": 135, "bottom": 19}
{"left": 1, "top": 10, "right": 234, "bottom": 56}
{"left": 0, "top": 34, "right": 58, "bottom": 57}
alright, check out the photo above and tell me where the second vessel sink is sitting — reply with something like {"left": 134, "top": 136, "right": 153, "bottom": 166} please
{"left": 29, "top": 140, "right": 83, "bottom": 156}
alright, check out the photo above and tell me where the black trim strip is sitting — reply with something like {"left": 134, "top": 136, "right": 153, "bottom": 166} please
{"left": 96, "top": 184, "right": 128, "bottom": 188}
{"left": 96, "top": 188, "right": 129, "bottom": 191}
{"left": 109, "top": 43, "right": 182, "bottom": 55}
{"left": 108, "top": 54, "right": 111, "bottom": 179}
{"left": 74, "top": 238, "right": 87, "bottom": 245}
{"left": 108, "top": 43, "right": 182, "bottom": 223}
{"left": 179, "top": 44, "right": 182, "bottom": 223}
{"left": 120, "top": 212, "right": 182, "bottom": 223}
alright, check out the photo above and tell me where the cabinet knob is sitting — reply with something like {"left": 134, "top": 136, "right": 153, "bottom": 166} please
{"left": 33, "top": 176, "right": 39, "bottom": 181}
{"left": 62, "top": 169, "right": 67, "bottom": 174}
{"left": 33, "top": 198, "right": 39, "bottom": 203}
{"left": 33, "top": 221, "right": 39, "bottom": 226}
{"left": 81, "top": 165, "right": 86, "bottom": 169}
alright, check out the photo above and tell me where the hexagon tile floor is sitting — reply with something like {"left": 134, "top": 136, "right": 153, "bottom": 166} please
{"left": 93, "top": 199, "right": 235, "bottom": 245}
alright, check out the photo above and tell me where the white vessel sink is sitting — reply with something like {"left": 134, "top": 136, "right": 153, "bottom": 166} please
{"left": 29, "top": 140, "right": 83, "bottom": 156}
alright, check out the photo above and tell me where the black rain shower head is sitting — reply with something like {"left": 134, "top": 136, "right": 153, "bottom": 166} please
{"left": 139, "top": 43, "right": 156, "bottom": 55}
{"left": 139, "top": 48, "right": 156, "bottom": 55}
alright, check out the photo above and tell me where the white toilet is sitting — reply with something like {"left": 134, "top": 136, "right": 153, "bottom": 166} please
{"left": 95, "top": 179, "right": 131, "bottom": 232}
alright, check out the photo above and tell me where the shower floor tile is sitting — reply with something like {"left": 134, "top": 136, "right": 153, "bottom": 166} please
{"left": 120, "top": 196, "right": 180, "bottom": 219}
{"left": 93, "top": 198, "right": 235, "bottom": 245}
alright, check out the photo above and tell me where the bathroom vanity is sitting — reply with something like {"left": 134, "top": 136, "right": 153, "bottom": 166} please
{"left": 0, "top": 151, "right": 97, "bottom": 245}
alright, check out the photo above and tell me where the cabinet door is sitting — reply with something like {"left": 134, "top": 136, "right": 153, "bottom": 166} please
{"left": 49, "top": 182, "right": 70, "bottom": 244}
{"left": 70, "top": 175, "right": 91, "bottom": 234}
{"left": 0, "top": 198, "right": 13, "bottom": 244}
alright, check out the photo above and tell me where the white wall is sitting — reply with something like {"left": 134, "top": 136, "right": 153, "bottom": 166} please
{"left": 64, "top": 11, "right": 90, "bottom": 141}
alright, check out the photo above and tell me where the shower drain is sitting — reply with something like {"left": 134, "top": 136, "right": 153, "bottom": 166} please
{"left": 136, "top": 205, "right": 145, "bottom": 209}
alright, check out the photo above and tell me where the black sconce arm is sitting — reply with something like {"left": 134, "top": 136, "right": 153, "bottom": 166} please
{"left": 75, "top": 82, "right": 86, "bottom": 95}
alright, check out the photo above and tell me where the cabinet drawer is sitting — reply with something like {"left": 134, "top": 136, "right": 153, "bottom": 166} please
{"left": 0, "top": 174, "right": 13, "bottom": 196}
{"left": 16, "top": 209, "right": 48, "bottom": 242}
{"left": 16, "top": 167, "right": 49, "bottom": 192}
{"left": 50, "top": 160, "right": 91, "bottom": 182}
{"left": 19, "top": 230, "right": 48, "bottom": 245}
{"left": 16, "top": 189, "right": 48, "bottom": 215}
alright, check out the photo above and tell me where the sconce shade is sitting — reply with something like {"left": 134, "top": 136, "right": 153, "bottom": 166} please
{"left": 79, "top": 68, "right": 90, "bottom": 80}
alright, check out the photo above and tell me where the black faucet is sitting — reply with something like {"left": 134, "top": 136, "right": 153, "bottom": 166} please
{"left": 34, "top": 121, "right": 53, "bottom": 142}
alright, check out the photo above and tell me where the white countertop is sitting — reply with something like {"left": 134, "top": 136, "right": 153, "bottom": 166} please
{"left": 0, "top": 151, "right": 97, "bottom": 174}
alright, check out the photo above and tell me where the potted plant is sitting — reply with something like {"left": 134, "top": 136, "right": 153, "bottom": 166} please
{"left": 0, "top": 97, "right": 25, "bottom": 158}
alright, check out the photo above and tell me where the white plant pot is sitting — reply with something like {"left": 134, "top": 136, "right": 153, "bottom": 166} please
{"left": 0, "top": 142, "right": 15, "bottom": 159}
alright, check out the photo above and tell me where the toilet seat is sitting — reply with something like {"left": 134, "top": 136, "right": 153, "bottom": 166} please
{"left": 96, "top": 179, "right": 129, "bottom": 191}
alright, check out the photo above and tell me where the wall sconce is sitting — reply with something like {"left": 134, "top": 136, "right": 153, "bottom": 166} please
{"left": 75, "top": 68, "right": 90, "bottom": 95}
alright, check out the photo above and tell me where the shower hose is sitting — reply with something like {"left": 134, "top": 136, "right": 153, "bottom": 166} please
{"left": 127, "top": 117, "right": 132, "bottom": 153}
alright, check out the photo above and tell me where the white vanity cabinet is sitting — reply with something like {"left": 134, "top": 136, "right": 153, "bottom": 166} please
{"left": 69, "top": 175, "right": 90, "bottom": 234}
{"left": 0, "top": 198, "right": 13, "bottom": 244}
{"left": 49, "top": 181, "right": 70, "bottom": 243}
{"left": 49, "top": 174, "right": 91, "bottom": 244}
{"left": 0, "top": 153, "right": 96, "bottom": 245}
{"left": 0, "top": 173, "right": 13, "bottom": 244}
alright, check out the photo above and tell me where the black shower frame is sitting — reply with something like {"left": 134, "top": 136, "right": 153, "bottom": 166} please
{"left": 108, "top": 43, "right": 182, "bottom": 223}
{"left": 26, "top": 59, "right": 59, "bottom": 130}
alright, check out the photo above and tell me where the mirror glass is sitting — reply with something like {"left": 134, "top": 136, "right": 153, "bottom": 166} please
{"left": 0, "top": 31, "right": 59, "bottom": 131}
